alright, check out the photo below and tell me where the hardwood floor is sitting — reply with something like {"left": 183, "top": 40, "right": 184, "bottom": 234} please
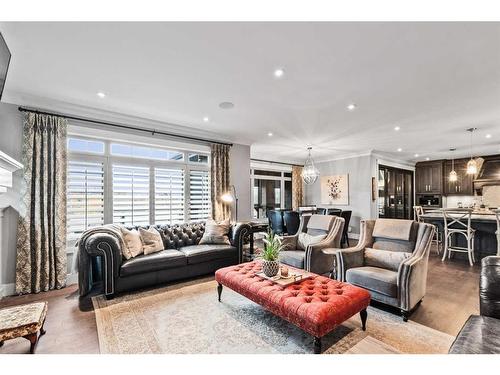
{"left": 0, "top": 246, "right": 480, "bottom": 354}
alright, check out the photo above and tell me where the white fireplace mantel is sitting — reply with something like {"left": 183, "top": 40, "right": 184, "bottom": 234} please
{"left": 0, "top": 150, "right": 23, "bottom": 195}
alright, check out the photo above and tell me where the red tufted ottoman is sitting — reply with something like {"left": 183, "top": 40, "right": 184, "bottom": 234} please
{"left": 215, "top": 261, "right": 371, "bottom": 354}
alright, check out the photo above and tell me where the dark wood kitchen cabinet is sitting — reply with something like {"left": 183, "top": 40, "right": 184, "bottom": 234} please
{"left": 415, "top": 161, "right": 443, "bottom": 194}
{"left": 444, "top": 158, "right": 473, "bottom": 195}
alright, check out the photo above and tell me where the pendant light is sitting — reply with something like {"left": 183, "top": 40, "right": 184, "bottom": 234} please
{"left": 466, "top": 127, "right": 478, "bottom": 175}
{"left": 449, "top": 148, "right": 457, "bottom": 182}
{"left": 301, "top": 147, "right": 320, "bottom": 185}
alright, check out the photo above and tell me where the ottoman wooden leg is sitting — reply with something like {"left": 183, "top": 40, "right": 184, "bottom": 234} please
{"left": 217, "top": 283, "right": 223, "bottom": 302}
{"left": 313, "top": 336, "right": 321, "bottom": 354}
{"left": 360, "top": 309, "right": 367, "bottom": 331}
{"left": 23, "top": 332, "right": 38, "bottom": 354}
{"left": 0, "top": 341, "right": 4, "bottom": 348}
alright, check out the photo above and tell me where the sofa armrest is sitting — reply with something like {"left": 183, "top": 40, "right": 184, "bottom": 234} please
{"left": 78, "top": 233, "right": 122, "bottom": 297}
{"left": 480, "top": 256, "right": 500, "bottom": 319}
{"left": 230, "top": 222, "right": 251, "bottom": 263}
{"left": 334, "top": 246, "right": 366, "bottom": 281}
{"left": 398, "top": 254, "right": 429, "bottom": 312}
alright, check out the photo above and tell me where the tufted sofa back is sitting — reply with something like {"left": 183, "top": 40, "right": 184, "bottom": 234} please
{"left": 125, "top": 221, "right": 219, "bottom": 249}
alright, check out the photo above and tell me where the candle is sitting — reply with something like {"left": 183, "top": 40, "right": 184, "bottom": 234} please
{"left": 281, "top": 266, "right": 289, "bottom": 277}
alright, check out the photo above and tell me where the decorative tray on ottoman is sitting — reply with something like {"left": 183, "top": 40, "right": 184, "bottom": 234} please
{"left": 256, "top": 269, "right": 314, "bottom": 287}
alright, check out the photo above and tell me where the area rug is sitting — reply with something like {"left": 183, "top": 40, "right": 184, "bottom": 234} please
{"left": 92, "top": 278, "right": 454, "bottom": 354}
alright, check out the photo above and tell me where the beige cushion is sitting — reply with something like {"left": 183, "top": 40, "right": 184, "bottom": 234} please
{"left": 199, "top": 219, "right": 231, "bottom": 245}
{"left": 121, "top": 228, "right": 144, "bottom": 259}
{"left": 373, "top": 219, "right": 414, "bottom": 241}
{"left": 139, "top": 227, "right": 164, "bottom": 255}
{"left": 297, "top": 232, "right": 326, "bottom": 250}
{"left": 364, "top": 247, "right": 411, "bottom": 272}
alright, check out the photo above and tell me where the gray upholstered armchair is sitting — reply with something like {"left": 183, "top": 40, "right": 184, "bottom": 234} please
{"left": 279, "top": 214, "right": 344, "bottom": 275}
{"left": 332, "top": 219, "right": 434, "bottom": 321}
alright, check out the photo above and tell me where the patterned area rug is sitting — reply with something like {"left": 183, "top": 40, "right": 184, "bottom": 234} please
{"left": 92, "top": 278, "right": 454, "bottom": 354}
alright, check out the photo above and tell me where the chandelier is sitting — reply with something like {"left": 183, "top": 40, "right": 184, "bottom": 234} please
{"left": 466, "top": 128, "right": 478, "bottom": 175}
{"left": 301, "top": 147, "right": 319, "bottom": 185}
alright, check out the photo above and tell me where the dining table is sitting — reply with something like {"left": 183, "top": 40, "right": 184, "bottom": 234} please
{"left": 420, "top": 209, "right": 499, "bottom": 258}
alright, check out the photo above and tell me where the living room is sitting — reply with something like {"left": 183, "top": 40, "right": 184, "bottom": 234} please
{"left": 1, "top": 0, "right": 500, "bottom": 373}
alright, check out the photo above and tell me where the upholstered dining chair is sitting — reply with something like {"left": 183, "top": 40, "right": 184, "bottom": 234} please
{"left": 331, "top": 218, "right": 434, "bottom": 321}
{"left": 340, "top": 210, "right": 352, "bottom": 247}
{"left": 327, "top": 208, "right": 342, "bottom": 217}
{"left": 280, "top": 214, "right": 344, "bottom": 275}
{"left": 283, "top": 210, "right": 300, "bottom": 235}
{"left": 268, "top": 210, "right": 285, "bottom": 235}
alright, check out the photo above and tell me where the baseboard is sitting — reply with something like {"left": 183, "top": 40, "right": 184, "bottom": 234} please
{"left": 0, "top": 273, "right": 77, "bottom": 299}
{"left": 0, "top": 283, "right": 15, "bottom": 298}
{"left": 67, "top": 272, "right": 78, "bottom": 286}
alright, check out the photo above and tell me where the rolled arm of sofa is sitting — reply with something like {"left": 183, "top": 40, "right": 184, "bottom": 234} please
{"left": 230, "top": 222, "right": 251, "bottom": 263}
{"left": 480, "top": 256, "right": 500, "bottom": 319}
{"left": 78, "top": 233, "right": 123, "bottom": 297}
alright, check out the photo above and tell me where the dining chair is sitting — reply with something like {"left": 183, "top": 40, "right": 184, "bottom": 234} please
{"left": 441, "top": 208, "right": 476, "bottom": 266}
{"left": 316, "top": 208, "right": 327, "bottom": 215}
{"left": 414, "top": 205, "right": 441, "bottom": 255}
{"left": 327, "top": 208, "right": 343, "bottom": 217}
{"left": 340, "top": 210, "right": 352, "bottom": 247}
{"left": 268, "top": 210, "right": 285, "bottom": 235}
{"left": 283, "top": 211, "right": 301, "bottom": 235}
{"left": 495, "top": 209, "right": 500, "bottom": 256}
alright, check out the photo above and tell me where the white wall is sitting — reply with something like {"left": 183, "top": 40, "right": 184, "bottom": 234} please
{"left": 0, "top": 102, "right": 23, "bottom": 296}
{"left": 305, "top": 154, "right": 375, "bottom": 237}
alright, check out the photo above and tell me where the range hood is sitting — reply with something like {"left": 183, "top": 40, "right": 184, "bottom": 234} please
{"left": 473, "top": 156, "right": 500, "bottom": 195}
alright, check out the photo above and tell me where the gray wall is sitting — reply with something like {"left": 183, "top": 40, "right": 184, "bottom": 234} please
{"left": 304, "top": 154, "right": 375, "bottom": 236}
{"left": 229, "top": 144, "right": 252, "bottom": 221}
{"left": 0, "top": 102, "right": 23, "bottom": 293}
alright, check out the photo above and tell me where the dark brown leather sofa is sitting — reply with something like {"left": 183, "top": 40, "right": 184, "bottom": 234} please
{"left": 78, "top": 221, "right": 250, "bottom": 299}
{"left": 449, "top": 256, "right": 500, "bottom": 353}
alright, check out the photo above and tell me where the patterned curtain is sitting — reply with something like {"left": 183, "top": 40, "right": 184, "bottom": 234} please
{"left": 292, "top": 165, "right": 304, "bottom": 210}
{"left": 210, "top": 144, "right": 231, "bottom": 221}
{"left": 16, "top": 112, "right": 68, "bottom": 294}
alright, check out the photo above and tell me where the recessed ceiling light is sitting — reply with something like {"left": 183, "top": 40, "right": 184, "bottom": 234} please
{"left": 426, "top": 157, "right": 430, "bottom": 161}
{"left": 486, "top": 134, "right": 492, "bottom": 138}
{"left": 203, "top": 116, "right": 209, "bottom": 123}
{"left": 273, "top": 68, "right": 285, "bottom": 78}
{"left": 219, "top": 102, "right": 234, "bottom": 109}
{"left": 394, "top": 126, "right": 401, "bottom": 131}
{"left": 267, "top": 132, "right": 273, "bottom": 137}
{"left": 397, "top": 148, "right": 402, "bottom": 152}
{"left": 347, "top": 103, "right": 357, "bottom": 111}
{"left": 414, "top": 153, "right": 419, "bottom": 157}
{"left": 96, "top": 92, "right": 106, "bottom": 98}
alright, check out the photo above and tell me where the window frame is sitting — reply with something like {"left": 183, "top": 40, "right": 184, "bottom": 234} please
{"left": 67, "top": 135, "right": 211, "bottom": 238}
{"left": 250, "top": 166, "right": 293, "bottom": 219}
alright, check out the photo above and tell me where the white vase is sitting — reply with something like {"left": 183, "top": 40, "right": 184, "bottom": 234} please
{"left": 262, "top": 260, "right": 280, "bottom": 277}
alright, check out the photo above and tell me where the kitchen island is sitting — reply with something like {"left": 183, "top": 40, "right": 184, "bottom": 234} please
{"left": 420, "top": 210, "right": 499, "bottom": 259}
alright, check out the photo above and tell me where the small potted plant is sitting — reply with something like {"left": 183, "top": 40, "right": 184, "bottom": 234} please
{"left": 257, "top": 230, "right": 284, "bottom": 277}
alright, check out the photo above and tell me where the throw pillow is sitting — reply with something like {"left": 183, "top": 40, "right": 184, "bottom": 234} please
{"left": 364, "top": 248, "right": 412, "bottom": 272}
{"left": 297, "top": 232, "right": 326, "bottom": 250}
{"left": 120, "top": 228, "right": 144, "bottom": 260}
{"left": 199, "top": 219, "right": 231, "bottom": 245}
{"left": 139, "top": 226, "right": 164, "bottom": 255}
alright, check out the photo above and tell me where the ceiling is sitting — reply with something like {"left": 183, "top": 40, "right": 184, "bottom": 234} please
{"left": 1, "top": 22, "right": 500, "bottom": 164}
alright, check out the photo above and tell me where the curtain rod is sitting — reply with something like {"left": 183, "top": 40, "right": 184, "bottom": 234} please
{"left": 251, "top": 158, "right": 303, "bottom": 167}
{"left": 18, "top": 106, "right": 233, "bottom": 147}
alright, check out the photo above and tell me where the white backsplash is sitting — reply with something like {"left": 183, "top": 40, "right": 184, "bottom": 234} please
{"left": 443, "top": 186, "right": 500, "bottom": 209}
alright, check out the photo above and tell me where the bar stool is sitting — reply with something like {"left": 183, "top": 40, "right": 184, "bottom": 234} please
{"left": 495, "top": 209, "right": 500, "bottom": 256}
{"left": 441, "top": 208, "right": 476, "bottom": 266}
{"left": 413, "top": 205, "right": 441, "bottom": 255}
